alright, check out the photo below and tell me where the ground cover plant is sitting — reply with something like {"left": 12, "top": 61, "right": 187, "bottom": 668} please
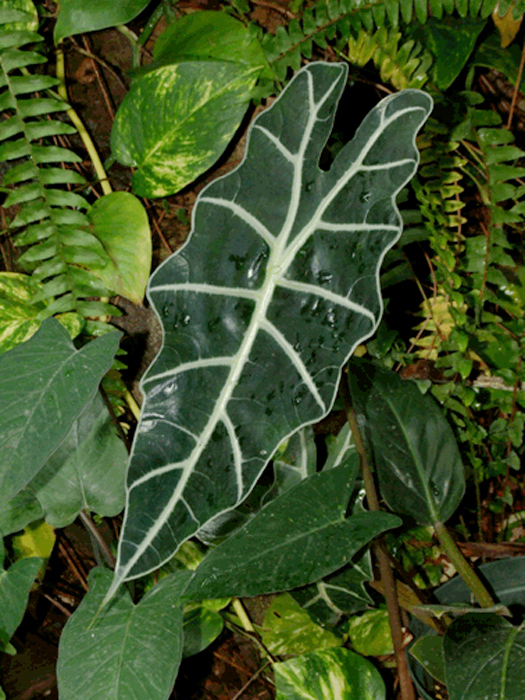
{"left": 1, "top": 1, "right": 525, "bottom": 699}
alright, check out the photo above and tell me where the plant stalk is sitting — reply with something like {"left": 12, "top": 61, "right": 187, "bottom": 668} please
{"left": 433, "top": 520, "right": 495, "bottom": 608}
{"left": 341, "top": 373, "right": 416, "bottom": 700}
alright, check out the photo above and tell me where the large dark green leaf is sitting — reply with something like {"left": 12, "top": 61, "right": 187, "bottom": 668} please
{"left": 108, "top": 62, "right": 431, "bottom": 599}
{"left": 347, "top": 359, "right": 465, "bottom": 525}
{"left": 444, "top": 614, "right": 525, "bottom": 700}
{"left": 30, "top": 393, "right": 128, "bottom": 528}
{"left": 183, "top": 463, "right": 400, "bottom": 600}
{"left": 57, "top": 568, "right": 191, "bottom": 700}
{"left": 0, "top": 319, "right": 121, "bottom": 507}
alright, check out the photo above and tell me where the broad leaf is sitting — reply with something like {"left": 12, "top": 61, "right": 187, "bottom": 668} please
{"left": 54, "top": 0, "right": 151, "bottom": 43}
{"left": 443, "top": 614, "right": 525, "bottom": 700}
{"left": 346, "top": 608, "right": 393, "bottom": 656}
{"left": 153, "top": 11, "right": 268, "bottom": 73}
{"left": 0, "top": 556, "right": 42, "bottom": 651}
{"left": 182, "top": 604, "right": 223, "bottom": 658}
{"left": 110, "top": 62, "right": 431, "bottom": 596}
{"left": 183, "top": 463, "right": 399, "bottom": 600}
{"left": 111, "top": 62, "right": 259, "bottom": 197}
{"left": 87, "top": 192, "right": 151, "bottom": 304}
{"left": 274, "top": 648, "right": 386, "bottom": 700}
{"left": 262, "top": 594, "right": 342, "bottom": 656}
{"left": 30, "top": 394, "right": 128, "bottom": 527}
{"left": 272, "top": 427, "right": 317, "bottom": 494}
{"left": 57, "top": 567, "right": 191, "bottom": 700}
{"left": 0, "top": 319, "right": 121, "bottom": 507}
{"left": 347, "top": 359, "right": 465, "bottom": 525}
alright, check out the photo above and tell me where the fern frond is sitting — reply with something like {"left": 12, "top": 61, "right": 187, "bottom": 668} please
{"left": 260, "top": 0, "right": 520, "bottom": 80}
{"left": 346, "top": 26, "right": 432, "bottom": 89}
{"left": 0, "top": 8, "right": 118, "bottom": 332}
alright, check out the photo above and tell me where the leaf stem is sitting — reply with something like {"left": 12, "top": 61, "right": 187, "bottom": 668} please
{"left": 231, "top": 597, "right": 255, "bottom": 633}
{"left": 433, "top": 521, "right": 495, "bottom": 608}
{"left": 341, "top": 372, "right": 416, "bottom": 700}
{"left": 55, "top": 41, "right": 112, "bottom": 196}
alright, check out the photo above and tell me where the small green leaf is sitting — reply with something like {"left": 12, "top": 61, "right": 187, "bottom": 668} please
{"left": 11, "top": 521, "right": 55, "bottom": 563}
{"left": 0, "top": 489, "right": 43, "bottom": 536}
{"left": 409, "top": 636, "right": 446, "bottom": 684}
{"left": 444, "top": 614, "right": 525, "bottom": 700}
{"left": 0, "top": 319, "right": 121, "bottom": 507}
{"left": 54, "top": 0, "right": 151, "bottom": 42}
{"left": 0, "top": 556, "right": 42, "bottom": 651}
{"left": 347, "top": 608, "right": 393, "bottom": 657}
{"left": 87, "top": 192, "right": 151, "bottom": 304}
{"left": 274, "top": 648, "right": 386, "bottom": 700}
{"left": 29, "top": 393, "right": 128, "bottom": 528}
{"left": 262, "top": 594, "right": 342, "bottom": 656}
{"left": 348, "top": 359, "right": 465, "bottom": 525}
{"left": 0, "top": 273, "right": 47, "bottom": 353}
{"left": 57, "top": 567, "right": 192, "bottom": 700}
{"left": 111, "top": 62, "right": 258, "bottom": 197}
{"left": 184, "top": 463, "right": 400, "bottom": 600}
{"left": 182, "top": 604, "right": 224, "bottom": 658}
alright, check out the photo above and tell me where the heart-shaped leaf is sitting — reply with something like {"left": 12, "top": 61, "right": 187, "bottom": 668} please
{"left": 347, "top": 359, "right": 465, "bottom": 525}
{"left": 54, "top": 0, "right": 150, "bottom": 43}
{"left": 109, "top": 62, "right": 431, "bottom": 599}
{"left": 57, "top": 568, "right": 192, "bottom": 700}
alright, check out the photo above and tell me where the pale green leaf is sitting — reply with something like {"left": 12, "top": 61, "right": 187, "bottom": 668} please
{"left": 0, "top": 272, "right": 47, "bottom": 354}
{"left": 347, "top": 608, "right": 393, "bottom": 656}
{"left": 262, "top": 594, "right": 342, "bottom": 656}
{"left": 274, "top": 648, "right": 386, "bottom": 700}
{"left": 86, "top": 192, "right": 151, "bottom": 303}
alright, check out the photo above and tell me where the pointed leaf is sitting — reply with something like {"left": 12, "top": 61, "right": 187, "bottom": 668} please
{"left": 184, "top": 463, "right": 400, "bottom": 600}
{"left": 86, "top": 192, "right": 152, "bottom": 304}
{"left": 274, "top": 648, "right": 386, "bottom": 700}
{"left": 0, "top": 489, "right": 43, "bottom": 536}
{"left": 0, "top": 556, "right": 42, "bottom": 651}
{"left": 347, "top": 359, "right": 465, "bottom": 525}
{"left": 444, "top": 614, "right": 525, "bottom": 700}
{"left": 111, "top": 61, "right": 258, "bottom": 197}
{"left": 54, "top": 0, "right": 151, "bottom": 42}
{"left": 112, "top": 63, "right": 431, "bottom": 593}
{"left": 57, "top": 568, "right": 191, "bottom": 700}
{"left": 30, "top": 393, "right": 128, "bottom": 528}
{"left": 0, "top": 319, "right": 121, "bottom": 507}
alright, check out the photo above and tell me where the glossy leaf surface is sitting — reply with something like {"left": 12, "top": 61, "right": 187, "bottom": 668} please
{"left": 274, "top": 648, "right": 386, "bottom": 700}
{"left": 183, "top": 464, "right": 400, "bottom": 601}
{"left": 87, "top": 192, "right": 151, "bottom": 304}
{"left": 54, "top": 0, "right": 151, "bottom": 42}
{"left": 262, "top": 594, "right": 342, "bottom": 656}
{"left": 0, "top": 272, "right": 46, "bottom": 353}
{"left": 444, "top": 614, "right": 525, "bottom": 700}
{"left": 348, "top": 359, "right": 465, "bottom": 525}
{"left": 112, "top": 62, "right": 431, "bottom": 594}
{"left": 57, "top": 568, "right": 191, "bottom": 700}
{"left": 111, "top": 62, "right": 258, "bottom": 197}
{"left": 0, "top": 319, "right": 121, "bottom": 507}
{"left": 30, "top": 394, "right": 128, "bottom": 527}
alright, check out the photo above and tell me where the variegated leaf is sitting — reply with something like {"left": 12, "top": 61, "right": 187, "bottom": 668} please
{"left": 108, "top": 62, "right": 432, "bottom": 599}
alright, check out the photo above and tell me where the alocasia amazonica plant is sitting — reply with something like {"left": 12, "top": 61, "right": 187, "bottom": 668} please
{"left": 104, "top": 62, "right": 432, "bottom": 602}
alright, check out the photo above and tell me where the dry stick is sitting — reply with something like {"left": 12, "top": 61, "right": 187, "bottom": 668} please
{"left": 81, "top": 35, "right": 116, "bottom": 121}
{"left": 58, "top": 540, "right": 89, "bottom": 592}
{"left": 341, "top": 373, "right": 416, "bottom": 700}
{"left": 42, "top": 592, "right": 72, "bottom": 617}
{"left": 507, "top": 33, "right": 525, "bottom": 129}
{"left": 231, "top": 662, "right": 273, "bottom": 700}
{"left": 79, "top": 510, "right": 116, "bottom": 569}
